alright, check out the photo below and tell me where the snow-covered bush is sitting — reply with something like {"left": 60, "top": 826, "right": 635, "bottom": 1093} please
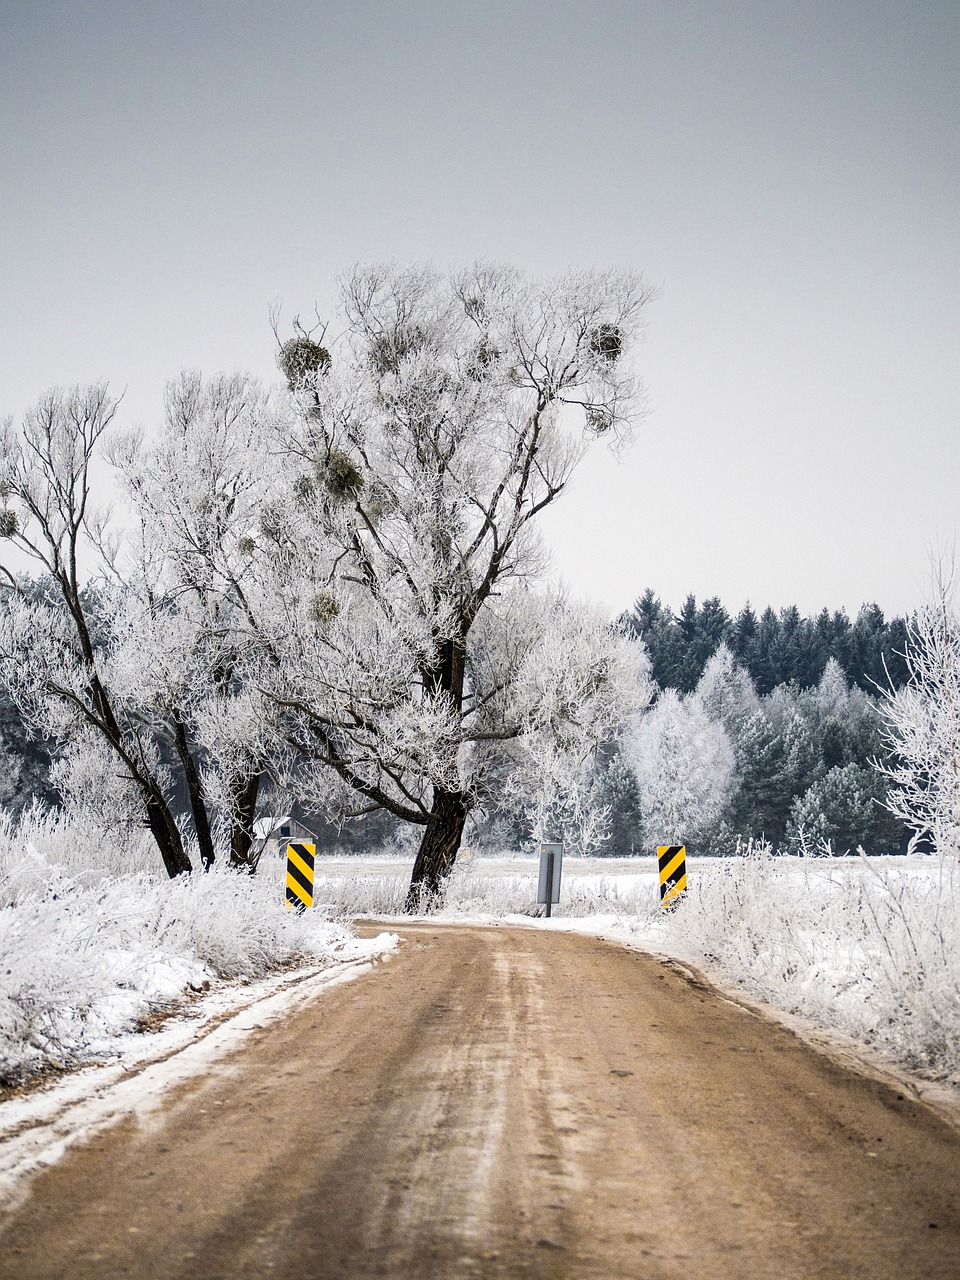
{"left": 0, "top": 810, "right": 357, "bottom": 1085}
{"left": 660, "top": 851, "right": 960, "bottom": 1080}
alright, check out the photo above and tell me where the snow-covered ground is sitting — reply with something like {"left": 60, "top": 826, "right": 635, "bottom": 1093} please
{"left": 0, "top": 810, "right": 398, "bottom": 1087}
{"left": 3, "top": 806, "right": 959, "bottom": 1107}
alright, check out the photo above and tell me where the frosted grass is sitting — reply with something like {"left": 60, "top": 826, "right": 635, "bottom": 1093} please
{"left": 659, "top": 852, "right": 960, "bottom": 1082}
{"left": 0, "top": 810, "right": 362, "bottom": 1085}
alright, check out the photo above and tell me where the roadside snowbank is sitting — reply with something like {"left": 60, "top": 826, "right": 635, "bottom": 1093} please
{"left": 0, "top": 810, "right": 393, "bottom": 1086}
{"left": 653, "top": 853, "right": 960, "bottom": 1083}
{"left": 0, "top": 942, "right": 398, "bottom": 1209}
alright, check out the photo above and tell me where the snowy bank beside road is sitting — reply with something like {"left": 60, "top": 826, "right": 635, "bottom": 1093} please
{"left": 0, "top": 810, "right": 395, "bottom": 1087}
{"left": 0, "top": 939, "right": 398, "bottom": 1210}
{"left": 653, "top": 853, "right": 960, "bottom": 1084}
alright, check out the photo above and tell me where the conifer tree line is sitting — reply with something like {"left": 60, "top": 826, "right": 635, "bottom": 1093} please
{"left": 593, "top": 590, "right": 913, "bottom": 857}
{"left": 622, "top": 590, "right": 911, "bottom": 696}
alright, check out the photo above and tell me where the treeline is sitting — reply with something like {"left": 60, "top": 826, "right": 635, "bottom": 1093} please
{"left": 0, "top": 578, "right": 918, "bottom": 858}
{"left": 622, "top": 591, "right": 911, "bottom": 696}
{"left": 594, "top": 591, "right": 914, "bottom": 856}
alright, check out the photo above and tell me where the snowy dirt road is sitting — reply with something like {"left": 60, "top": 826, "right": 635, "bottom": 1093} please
{"left": 1, "top": 925, "right": 960, "bottom": 1279}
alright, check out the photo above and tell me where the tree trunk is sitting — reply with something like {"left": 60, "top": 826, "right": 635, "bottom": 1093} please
{"left": 229, "top": 770, "right": 262, "bottom": 870}
{"left": 172, "top": 713, "right": 216, "bottom": 871}
{"left": 143, "top": 786, "right": 193, "bottom": 878}
{"left": 82, "top": 666, "right": 193, "bottom": 878}
{"left": 405, "top": 787, "right": 468, "bottom": 912}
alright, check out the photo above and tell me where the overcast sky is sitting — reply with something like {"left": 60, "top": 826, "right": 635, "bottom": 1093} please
{"left": 1, "top": 1, "right": 957, "bottom": 619}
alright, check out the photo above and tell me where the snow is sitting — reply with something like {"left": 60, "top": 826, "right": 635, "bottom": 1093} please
{"left": 0, "top": 937, "right": 398, "bottom": 1210}
{"left": 0, "top": 809, "right": 398, "bottom": 1086}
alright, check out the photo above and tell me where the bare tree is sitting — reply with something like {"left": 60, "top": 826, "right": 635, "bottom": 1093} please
{"left": 877, "top": 559, "right": 960, "bottom": 858}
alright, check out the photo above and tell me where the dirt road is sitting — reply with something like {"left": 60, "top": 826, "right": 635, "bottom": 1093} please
{"left": 1, "top": 925, "right": 959, "bottom": 1279}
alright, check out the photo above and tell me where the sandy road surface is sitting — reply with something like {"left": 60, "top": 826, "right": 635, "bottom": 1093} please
{"left": 1, "top": 926, "right": 960, "bottom": 1279}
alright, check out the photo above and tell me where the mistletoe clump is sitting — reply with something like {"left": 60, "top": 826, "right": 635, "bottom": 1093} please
{"left": 279, "top": 337, "right": 331, "bottom": 389}
{"left": 589, "top": 323, "right": 623, "bottom": 363}
{"left": 466, "top": 339, "right": 501, "bottom": 381}
{"left": 308, "top": 591, "right": 341, "bottom": 627}
{"left": 368, "top": 324, "right": 429, "bottom": 376}
{"left": 321, "top": 448, "right": 364, "bottom": 500}
{"left": 585, "top": 406, "right": 613, "bottom": 435}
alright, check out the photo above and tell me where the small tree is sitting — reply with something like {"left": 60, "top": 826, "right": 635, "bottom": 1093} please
{"left": 624, "top": 689, "right": 736, "bottom": 851}
{"left": 877, "top": 566, "right": 960, "bottom": 857}
{"left": 695, "top": 642, "right": 758, "bottom": 733}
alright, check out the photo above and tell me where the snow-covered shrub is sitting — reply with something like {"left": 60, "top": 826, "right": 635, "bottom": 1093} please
{"left": 0, "top": 804, "right": 161, "bottom": 896}
{"left": 312, "top": 869, "right": 410, "bottom": 918}
{"left": 0, "top": 811, "right": 357, "bottom": 1084}
{"left": 660, "top": 851, "right": 960, "bottom": 1080}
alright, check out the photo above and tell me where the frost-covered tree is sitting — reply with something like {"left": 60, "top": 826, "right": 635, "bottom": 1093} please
{"left": 814, "top": 656, "right": 853, "bottom": 719}
{"left": 590, "top": 746, "right": 645, "bottom": 855}
{"left": 727, "top": 709, "right": 790, "bottom": 845}
{"left": 877, "top": 568, "right": 960, "bottom": 857}
{"left": 497, "top": 598, "right": 653, "bottom": 856}
{"left": 695, "top": 642, "right": 759, "bottom": 733}
{"left": 0, "top": 386, "right": 196, "bottom": 876}
{"left": 0, "top": 379, "right": 279, "bottom": 876}
{"left": 251, "top": 263, "right": 657, "bottom": 903}
{"left": 624, "top": 689, "right": 736, "bottom": 851}
{"left": 112, "top": 372, "right": 281, "bottom": 868}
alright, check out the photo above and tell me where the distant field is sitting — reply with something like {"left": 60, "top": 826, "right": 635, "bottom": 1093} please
{"left": 283, "top": 850, "right": 944, "bottom": 926}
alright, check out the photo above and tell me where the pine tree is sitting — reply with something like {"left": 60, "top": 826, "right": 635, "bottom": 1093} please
{"left": 787, "top": 763, "right": 903, "bottom": 854}
{"left": 729, "top": 711, "right": 787, "bottom": 842}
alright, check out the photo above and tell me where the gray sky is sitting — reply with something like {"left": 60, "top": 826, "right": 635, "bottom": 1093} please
{"left": 2, "top": 1, "right": 957, "bottom": 619}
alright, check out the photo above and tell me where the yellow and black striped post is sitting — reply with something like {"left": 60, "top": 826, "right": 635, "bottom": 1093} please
{"left": 285, "top": 842, "right": 315, "bottom": 912}
{"left": 658, "top": 845, "right": 687, "bottom": 908}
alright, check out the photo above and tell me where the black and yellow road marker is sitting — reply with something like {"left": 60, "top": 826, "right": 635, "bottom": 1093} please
{"left": 658, "top": 844, "right": 687, "bottom": 908}
{"left": 285, "top": 842, "right": 315, "bottom": 912}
